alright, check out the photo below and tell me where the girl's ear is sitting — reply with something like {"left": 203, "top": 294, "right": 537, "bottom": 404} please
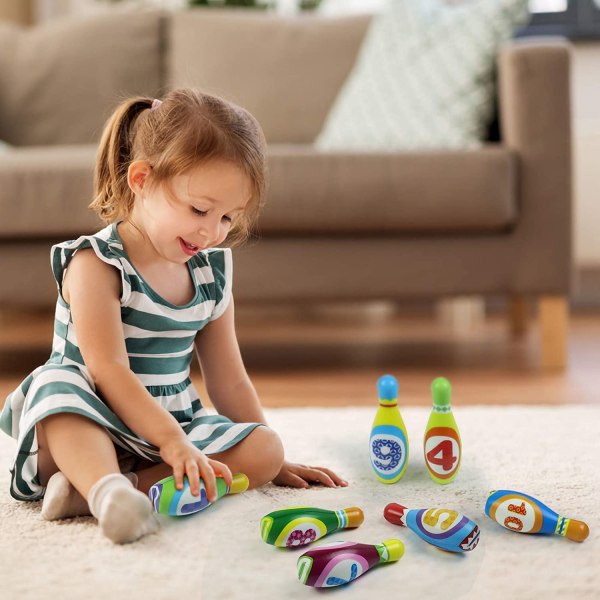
{"left": 127, "top": 160, "right": 151, "bottom": 195}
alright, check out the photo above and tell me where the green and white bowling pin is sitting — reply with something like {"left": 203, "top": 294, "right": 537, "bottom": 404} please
{"left": 424, "top": 377, "right": 461, "bottom": 484}
{"left": 369, "top": 375, "right": 409, "bottom": 483}
{"left": 261, "top": 506, "right": 365, "bottom": 547}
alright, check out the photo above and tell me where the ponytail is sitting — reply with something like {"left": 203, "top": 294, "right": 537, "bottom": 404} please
{"left": 90, "top": 98, "right": 152, "bottom": 222}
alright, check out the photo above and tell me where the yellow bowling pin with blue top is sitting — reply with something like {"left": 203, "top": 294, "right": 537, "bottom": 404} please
{"left": 424, "top": 377, "right": 461, "bottom": 484}
{"left": 369, "top": 375, "right": 409, "bottom": 483}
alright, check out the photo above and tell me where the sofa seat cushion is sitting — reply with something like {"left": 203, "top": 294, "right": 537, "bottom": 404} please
{"left": 0, "top": 144, "right": 516, "bottom": 239}
{"left": 0, "top": 145, "right": 101, "bottom": 237}
{"left": 262, "top": 145, "right": 517, "bottom": 234}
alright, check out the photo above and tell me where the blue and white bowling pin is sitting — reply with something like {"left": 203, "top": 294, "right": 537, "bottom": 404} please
{"left": 384, "top": 502, "right": 480, "bottom": 553}
{"left": 485, "top": 490, "right": 589, "bottom": 542}
{"left": 369, "top": 375, "right": 409, "bottom": 483}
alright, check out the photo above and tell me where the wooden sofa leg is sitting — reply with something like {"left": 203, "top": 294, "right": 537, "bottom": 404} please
{"left": 509, "top": 295, "right": 529, "bottom": 337}
{"left": 538, "top": 296, "right": 568, "bottom": 370}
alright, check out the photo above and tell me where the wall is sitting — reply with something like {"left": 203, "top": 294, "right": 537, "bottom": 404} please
{"left": 572, "top": 42, "right": 600, "bottom": 267}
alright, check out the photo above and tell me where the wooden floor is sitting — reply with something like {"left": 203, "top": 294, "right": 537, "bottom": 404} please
{"left": 1, "top": 303, "right": 599, "bottom": 409}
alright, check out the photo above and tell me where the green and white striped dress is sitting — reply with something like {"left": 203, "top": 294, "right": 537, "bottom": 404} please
{"left": 0, "top": 224, "right": 262, "bottom": 501}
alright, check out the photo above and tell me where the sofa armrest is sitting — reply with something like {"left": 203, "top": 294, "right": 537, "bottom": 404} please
{"left": 497, "top": 38, "right": 572, "bottom": 291}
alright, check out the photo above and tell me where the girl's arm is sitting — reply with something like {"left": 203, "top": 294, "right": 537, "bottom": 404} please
{"left": 193, "top": 298, "right": 267, "bottom": 425}
{"left": 194, "top": 299, "right": 347, "bottom": 489}
{"left": 63, "top": 249, "right": 231, "bottom": 499}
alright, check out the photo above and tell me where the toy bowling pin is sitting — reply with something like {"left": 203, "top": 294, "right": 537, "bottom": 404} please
{"left": 424, "top": 377, "right": 461, "bottom": 484}
{"left": 485, "top": 489, "right": 589, "bottom": 542}
{"left": 261, "top": 506, "right": 364, "bottom": 547}
{"left": 149, "top": 472, "right": 249, "bottom": 516}
{"left": 297, "top": 539, "right": 404, "bottom": 587}
{"left": 369, "top": 375, "right": 409, "bottom": 483}
{"left": 384, "top": 503, "right": 480, "bottom": 553}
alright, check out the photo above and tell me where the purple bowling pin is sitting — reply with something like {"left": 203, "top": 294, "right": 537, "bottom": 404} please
{"left": 297, "top": 539, "right": 404, "bottom": 587}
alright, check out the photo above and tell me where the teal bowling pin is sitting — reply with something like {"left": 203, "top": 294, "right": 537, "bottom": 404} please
{"left": 485, "top": 490, "right": 589, "bottom": 542}
{"left": 424, "top": 377, "right": 461, "bottom": 484}
{"left": 369, "top": 375, "right": 409, "bottom": 483}
{"left": 149, "top": 473, "right": 249, "bottom": 516}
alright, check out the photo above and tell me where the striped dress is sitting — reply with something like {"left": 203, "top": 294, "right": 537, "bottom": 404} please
{"left": 0, "top": 224, "right": 262, "bottom": 501}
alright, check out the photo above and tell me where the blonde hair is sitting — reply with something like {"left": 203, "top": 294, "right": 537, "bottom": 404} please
{"left": 90, "top": 88, "right": 268, "bottom": 246}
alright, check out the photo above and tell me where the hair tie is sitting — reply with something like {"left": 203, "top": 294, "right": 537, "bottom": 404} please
{"left": 151, "top": 99, "right": 162, "bottom": 111}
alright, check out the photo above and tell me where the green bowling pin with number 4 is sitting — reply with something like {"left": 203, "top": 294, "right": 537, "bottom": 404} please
{"left": 424, "top": 377, "right": 461, "bottom": 484}
{"left": 369, "top": 375, "right": 409, "bottom": 483}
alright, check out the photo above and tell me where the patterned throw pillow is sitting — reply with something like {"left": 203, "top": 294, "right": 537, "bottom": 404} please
{"left": 316, "top": 0, "right": 529, "bottom": 151}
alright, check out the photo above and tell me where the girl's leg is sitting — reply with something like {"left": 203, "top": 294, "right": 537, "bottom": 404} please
{"left": 135, "top": 426, "right": 285, "bottom": 494}
{"left": 37, "top": 413, "right": 120, "bottom": 496}
{"left": 37, "top": 413, "right": 157, "bottom": 543}
{"left": 133, "top": 461, "right": 172, "bottom": 495}
{"left": 36, "top": 420, "right": 60, "bottom": 487}
{"left": 38, "top": 416, "right": 97, "bottom": 520}
{"left": 39, "top": 419, "right": 139, "bottom": 521}
{"left": 209, "top": 426, "right": 285, "bottom": 488}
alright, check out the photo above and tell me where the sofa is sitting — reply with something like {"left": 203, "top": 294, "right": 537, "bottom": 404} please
{"left": 0, "top": 9, "right": 571, "bottom": 369}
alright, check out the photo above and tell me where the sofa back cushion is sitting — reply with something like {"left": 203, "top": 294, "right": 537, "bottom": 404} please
{"left": 317, "top": 0, "right": 529, "bottom": 151}
{"left": 168, "top": 9, "right": 370, "bottom": 143}
{"left": 0, "top": 11, "right": 162, "bottom": 146}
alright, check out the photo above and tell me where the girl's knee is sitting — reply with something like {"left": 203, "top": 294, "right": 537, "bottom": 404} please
{"left": 263, "top": 426, "right": 285, "bottom": 465}
{"left": 247, "top": 426, "right": 285, "bottom": 485}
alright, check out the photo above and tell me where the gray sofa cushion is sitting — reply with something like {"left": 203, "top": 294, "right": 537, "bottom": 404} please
{"left": 0, "top": 145, "right": 101, "bottom": 236}
{"left": 0, "top": 11, "right": 162, "bottom": 146}
{"left": 168, "top": 9, "right": 370, "bottom": 144}
{"left": 0, "top": 145, "right": 516, "bottom": 238}
{"left": 262, "top": 146, "right": 517, "bottom": 234}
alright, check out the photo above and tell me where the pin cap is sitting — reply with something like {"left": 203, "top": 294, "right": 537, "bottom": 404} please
{"left": 343, "top": 507, "right": 365, "bottom": 528}
{"left": 382, "top": 539, "right": 404, "bottom": 562}
{"left": 378, "top": 375, "right": 398, "bottom": 400}
{"left": 566, "top": 519, "right": 590, "bottom": 542}
{"left": 432, "top": 377, "right": 452, "bottom": 407}
{"left": 383, "top": 503, "right": 407, "bottom": 527}
{"left": 229, "top": 473, "right": 249, "bottom": 494}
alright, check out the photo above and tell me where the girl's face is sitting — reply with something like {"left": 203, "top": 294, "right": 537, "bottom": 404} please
{"left": 130, "top": 159, "right": 251, "bottom": 263}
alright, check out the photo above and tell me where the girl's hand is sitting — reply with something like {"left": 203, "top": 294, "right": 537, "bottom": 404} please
{"left": 159, "top": 436, "right": 232, "bottom": 502}
{"left": 272, "top": 460, "right": 348, "bottom": 489}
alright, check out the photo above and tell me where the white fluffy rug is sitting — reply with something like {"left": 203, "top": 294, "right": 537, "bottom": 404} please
{"left": 0, "top": 406, "right": 598, "bottom": 600}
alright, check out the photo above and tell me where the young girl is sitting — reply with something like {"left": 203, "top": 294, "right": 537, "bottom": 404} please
{"left": 0, "top": 89, "right": 346, "bottom": 544}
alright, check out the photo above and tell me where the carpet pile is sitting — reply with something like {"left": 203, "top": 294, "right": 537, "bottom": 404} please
{"left": 0, "top": 406, "right": 598, "bottom": 599}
